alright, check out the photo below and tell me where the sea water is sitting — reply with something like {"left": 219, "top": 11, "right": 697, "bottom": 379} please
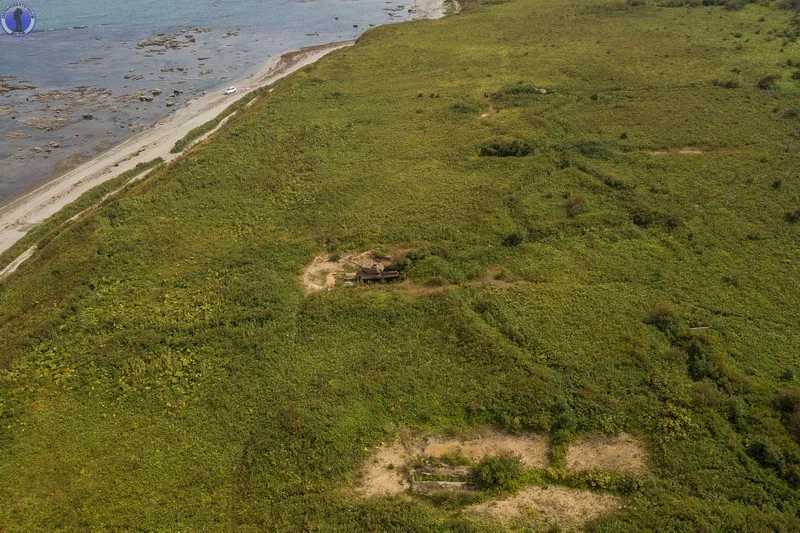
{"left": 0, "top": 0, "right": 413, "bottom": 206}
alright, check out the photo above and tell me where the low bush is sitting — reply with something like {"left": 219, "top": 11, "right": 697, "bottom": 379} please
{"left": 479, "top": 140, "right": 533, "bottom": 157}
{"left": 645, "top": 302, "right": 678, "bottom": 334}
{"left": 502, "top": 231, "right": 525, "bottom": 247}
{"left": 473, "top": 453, "right": 524, "bottom": 493}
{"left": 757, "top": 74, "right": 781, "bottom": 91}
{"left": 566, "top": 195, "right": 588, "bottom": 217}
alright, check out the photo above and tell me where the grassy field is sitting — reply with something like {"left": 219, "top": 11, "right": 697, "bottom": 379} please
{"left": 1, "top": 0, "right": 799, "bottom": 530}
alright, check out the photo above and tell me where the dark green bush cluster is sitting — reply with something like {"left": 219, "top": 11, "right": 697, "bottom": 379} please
{"left": 504, "top": 84, "right": 544, "bottom": 95}
{"left": 747, "top": 436, "right": 800, "bottom": 487}
{"left": 566, "top": 195, "right": 588, "bottom": 217}
{"left": 502, "top": 231, "right": 525, "bottom": 247}
{"left": 479, "top": 140, "right": 533, "bottom": 157}
{"left": 785, "top": 209, "right": 800, "bottom": 223}
{"left": 645, "top": 302, "right": 680, "bottom": 335}
{"left": 778, "top": 0, "right": 800, "bottom": 10}
{"left": 628, "top": 202, "right": 680, "bottom": 229}
{"left": 711, "top": 78, "right": 741, "bottom": 88}
{"left": 776, "top": 388, "right": 800, "bottom": 442}
{"left": 757, "top": 74, "right": 781, "bottom": 91}
{"left": 679, "top": 333, "right": 743, "bottom": 391}
{"left": 473, "top": 453, "right": 524, "bottom": 493}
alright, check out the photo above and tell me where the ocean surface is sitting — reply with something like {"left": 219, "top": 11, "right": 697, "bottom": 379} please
{"left": 0, "top": 0, "right": 414, "bottom": 206}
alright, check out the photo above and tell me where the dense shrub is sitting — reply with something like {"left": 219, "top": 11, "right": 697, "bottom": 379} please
{"left": 778, "top": 0, "right": 800, "bottom": 10}
{"left": 785, "top": 209, "right": 800, "bottom": 223}
{"left": 479, "top": 140, "right": 533, "bottom": 157}
{"left": 630, "top": 203, "right": 655, "bottom": 227}
{"left": 473, "top": 453, "right": 524, "bottom": 493}
{"left": 504, "top": 84, "right": 542, "bottom": 95}
{"left": 712, "top": 78, "right": 741, "bottom": 88}
{"left": 566, "top": 195, "right": 588, "bottom": 217}
{"left": 502, "top": 231, "right": 525, "bottom": 247}
{"left": 776, "top": 388, "right": 800, "bottom": 441}
{"left": 757, "top": 74, "right": 781, "bottom": 91}
{"left": 645, "top": 302, "right": 678, "bottom": 334}
{"left": 747, "top": 437, "right": 788, "bottom": 470}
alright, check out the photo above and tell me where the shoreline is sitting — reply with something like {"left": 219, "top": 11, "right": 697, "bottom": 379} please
{"left": 0, "top": 0, "right": 449, "bottom": 261}
{"left": 0, "top": 40, "right": 352, "bottom": 258}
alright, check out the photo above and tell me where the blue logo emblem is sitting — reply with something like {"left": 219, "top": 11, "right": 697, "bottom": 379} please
{"left": 2, "top": 3, "right": 35, "bottom": 37}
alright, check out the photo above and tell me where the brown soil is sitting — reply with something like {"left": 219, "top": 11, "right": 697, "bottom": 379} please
{"left": 415, "top": 431, "right": 549, "bottom": 468}
{"left": 359, "top": 442, "right": 410, "bottom": 498}
{"left": 358, "top": 429, "right": 549, "bottom": 498}
{"left": 566, "top": 433, "right": 647, "bottom": 474}
{"left": 646, "top": 147, "right": 704, "bottom": 155}
{"left": 465, "top": 485, "right": 623, "bottom": 530}
{"left": 0, "top": 105, "right": 13, "bottom": 116}
{"left": 301, "top": 250, "right": 378, "bottom": 293}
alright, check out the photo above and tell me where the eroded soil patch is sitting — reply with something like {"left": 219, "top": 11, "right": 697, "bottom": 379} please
{"left": 465, "top": 485, "right": 623, "bottom": 530}
{"left": 302, "top": 250, "right": 388, "bottom": 293}
{"left": 358, "top": 430, "right": 548, "bottom": 498}
{"left": 360, "top": 442, "right": 410, "bottom": 498}
{"left": 416, "top": 431, "right": 549, "bottom": 468}
{"left": 566, "top": 433, "right": 647, "bottom": 474}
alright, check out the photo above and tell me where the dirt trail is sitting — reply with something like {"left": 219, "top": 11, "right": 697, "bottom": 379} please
{"left": 0, "top": 41, "right": 353, "bottom": 258}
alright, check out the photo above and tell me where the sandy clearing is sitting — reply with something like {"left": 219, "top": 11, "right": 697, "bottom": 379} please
{"left": 0, "top": 41, "right": 353, "bottom": 258}
{"left": 302, "top": 250, "right": 386, "bottom": 293}
{"left": 358, "top": 429, "right": 549, "bottom": 497}
{"left": 416, "top": 432, "right": 549, "bottom": 468}
{"left": 360, "top": 442, "right": 411, "bottom": 498}
{"left": 566, "top": 433, "right": 647, "bottom": 474}
{"left": 465, "top": 485, "right": 624, "bottom": 530}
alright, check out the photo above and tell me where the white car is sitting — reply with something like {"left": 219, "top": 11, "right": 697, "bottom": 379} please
{"left": 224, "top": 86, "right": 237, "bottom": 95}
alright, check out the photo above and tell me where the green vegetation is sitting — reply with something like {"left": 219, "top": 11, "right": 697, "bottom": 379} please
{"left": 0, "top": 158, "right": 164, "bottom": 272}
{"left": 169, "top": 88, "right": 266, "bottom": 153}
{"left": 1, "top": 0, "right": 799, "bottom": 530}
{"left": 474, "top": 453, "right": 524, "bottom": 493}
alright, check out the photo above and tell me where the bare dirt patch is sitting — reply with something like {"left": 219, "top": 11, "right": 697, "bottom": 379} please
{"left": 465, "top": 485, "right": 623, "bottom": 530}
{"left": 416, "top": 430, "right": 549, "bottom": 468}
{"left": 646, "top": 147, "right": 704, "bottom": 155}
{"left": 358, "top": 430, "right": 548, "bottom": 498}
{"left": 479, "top": 105, "right": 497, "bottom": 119}
{"left": 566, "top": 433, "right": 647, "bottom": 474}
{"left": 360, "top": 442, "right": 410, "bottom": 498}
{"left": 302, "top": 250, "right": 380, "bottom": 293}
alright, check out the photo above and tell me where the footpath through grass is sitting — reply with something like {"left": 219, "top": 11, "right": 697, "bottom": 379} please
{"left": 0, "top": 0, "right": 799, "bottom": 530}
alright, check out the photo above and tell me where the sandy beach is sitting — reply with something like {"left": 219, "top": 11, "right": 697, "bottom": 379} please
{"left": 0, "top": 0, "right": 448, "bottom": 265}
